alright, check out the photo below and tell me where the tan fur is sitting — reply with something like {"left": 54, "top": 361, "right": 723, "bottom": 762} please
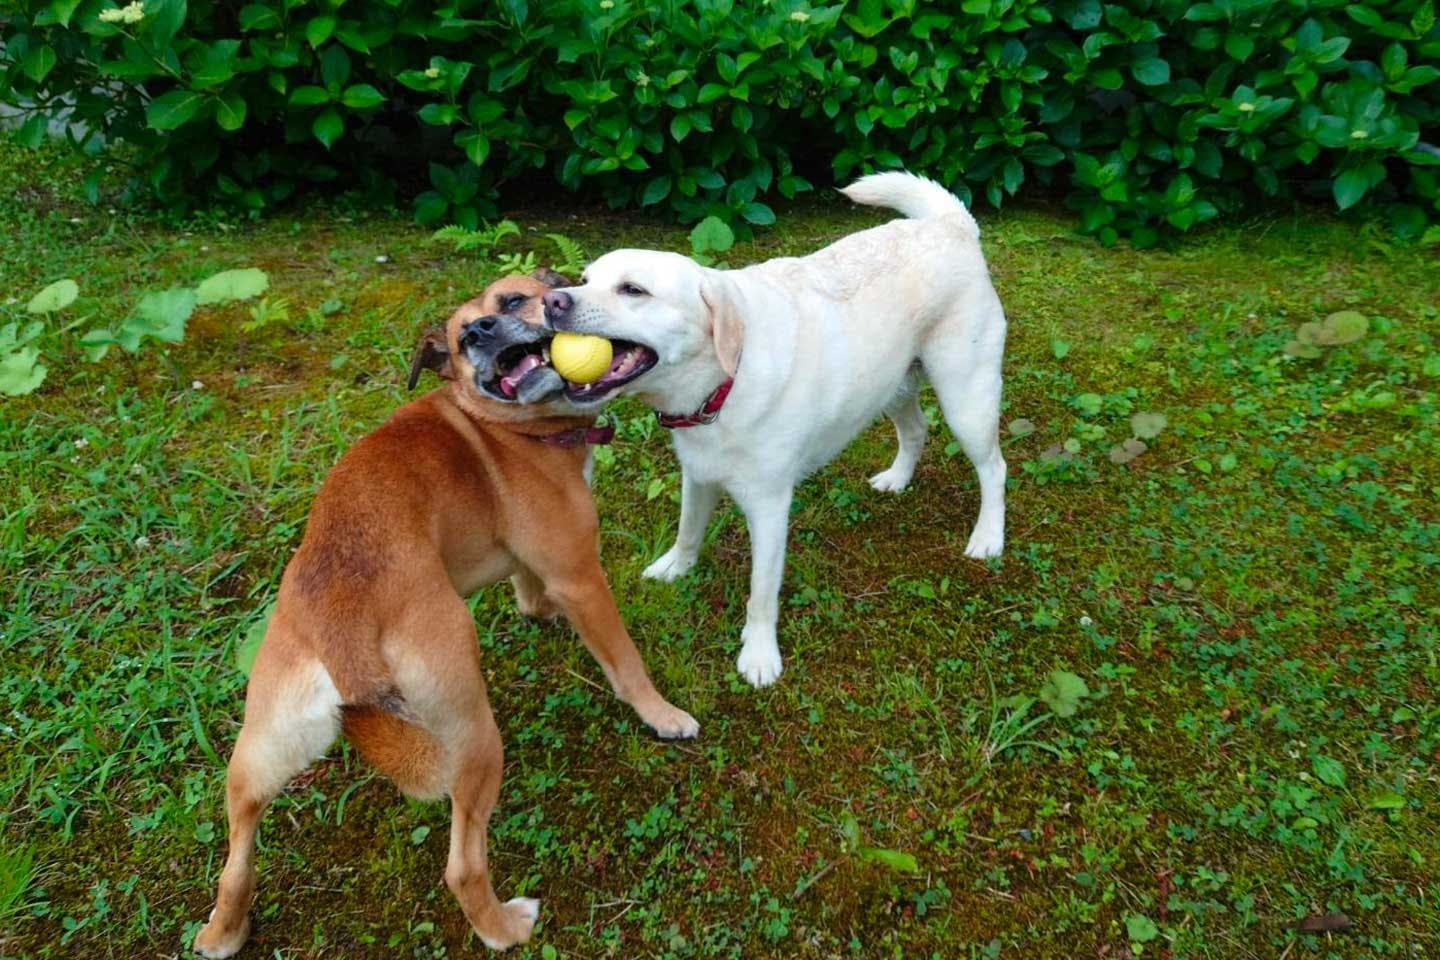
{"left": 193, "top": 275, "right": 697, "bottom": 959}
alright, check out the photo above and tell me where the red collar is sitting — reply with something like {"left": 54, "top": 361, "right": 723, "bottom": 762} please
{"left": 657, "top": 378, "right": 734, "bottom": 429}
{"left": 535, "top": 424, "right": 615, "bottom": 447}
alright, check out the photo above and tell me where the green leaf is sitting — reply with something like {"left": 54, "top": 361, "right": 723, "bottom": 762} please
{"left": 238, "top": 4, "right": 280, "bottom": 31}
{"left": 192, "top": 40, "right": 241, "bottom": 88}
{"left": 215, "top": 92, "right": 247, "bottom": 131}
{"left": 641, "top": 176, "right": 671, "bottom": 206}
{"left": 856, "top": 847, "right": 919, "bottom": 874}
{"left": 80, "top": 329, "right": 113, "bottom": 362}
{"left": 1051, "top": 339, "right": 1070, "bottom": 360}
{"left": 341, "top": 84, "right": 385, "bottom": 109}
{"left": 306, "top": 15, "right": 337, "bottom": 48}
{"left": 1368, "top": 792, "right": 1403, "bottom": 810}
{"left": 1008, "top": 418, "right": 1036, "bottom": 437}
{"left": 196, "top": 268, "right": 269, "bottom": 306}
{"left": 289, "top": 85, "right": 331, "bottom": 106}
{"left": 1075, "top": 392, "right": 1102, "bottom": 416}
{"left": 22, "top": 44, "right": 58, "bottom": 84}
{"left": 126, "top": 287, "right": 197, "bottom": 346}
{"left": 1332, "top": 168, "right": 1369, "bottom": 211}
{"left": 1315, "top": 310, "right": 1368, "bottom": 345}
{"left": 27, "top": 279, "right": 78, "bottom": 314}
{"left": 1126, "top": 914, "right": 1159, "bottom": 943}
{"left": 740, "top": 202, "right": 775, "bottom": 225}
{"left": 0, "top": 346, "right": 46, "bottom": 397}
{"left": 1132, "top": 57, "right": 1170, "bottom": 86}
{"left": 690, "top": 216, "right": 734, "bottom": 254}
{"left": 313, "top": 108, "right": 344, "bottom": 148}
{"left": 455, "top": 130, "right": 490, "bottom": 166}
{"left": 320, "top": 44, "right": 351, "bottom": 92}
{"left": 236, "top": 599, "right": 276, "bottom": 677}
{"left": 147, "top": 90, "right": 206, "bottom": 131}
{"left": 1312, "top": 755, "right": 1345, "bottom": 788}
{"left": 1130, "top": 411, "right": 1167, "bottom": 439}
{"left": 1039, "top": 670, "right": 1089, "bottom": 718}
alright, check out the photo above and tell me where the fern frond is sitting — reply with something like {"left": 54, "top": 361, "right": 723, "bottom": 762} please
{"left": 545, "top": 233, "right": 588, "bottom": 274}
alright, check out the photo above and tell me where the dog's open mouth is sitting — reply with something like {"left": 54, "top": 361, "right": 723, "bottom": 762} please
{"left": 480, "top": 341, "right": 556, "bottom": 402}
{"left": 562, "top": 340, "right": 659, "bottom": 403}
{"left": 480, "top": 338, "right": 657, "bottom": 404}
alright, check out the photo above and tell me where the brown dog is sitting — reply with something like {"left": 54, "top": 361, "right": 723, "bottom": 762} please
{"left": 193, "top": 272, "right": 698, "bottom": 958}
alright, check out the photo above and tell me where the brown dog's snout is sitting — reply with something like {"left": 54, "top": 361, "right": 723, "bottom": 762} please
{"left": 459, "top": 316, "right": 500, "bottom": 350}
{"left": 542, "top": 290, "right": 573, "bottom": 325}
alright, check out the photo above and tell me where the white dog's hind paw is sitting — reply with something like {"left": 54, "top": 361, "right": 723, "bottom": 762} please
{"left": 964, "top": 526, "right": 1005, "bottom": 559}
{"left": 868, "top": 467, "right": 912, "bottom": 493}
{"left": 643, "top": 546, "right": 696, "bottom": 582}
{"left": 736, "top": 630, "right": 783, "bottom": 688}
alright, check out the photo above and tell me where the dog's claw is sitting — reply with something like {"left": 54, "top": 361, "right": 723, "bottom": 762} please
{"left": 736, "top": 626, "right": 783, "bottom": 688}
{"left": 645, "top": 702, "right": 700, "bottom": 740}
{"left": 193, "top": 910, "right": 250, "bottom": 959}
{"left": 643, "top": 547, "right": 696, "bottom": 582}
{"left": 478, "top": 897, "right": 540, "bottom": 951}
{"left": 964, "top": 526, "right": 1005, "bottom": 559}
{"left": 868, "top": 467, "right": 912, "bottom": 493}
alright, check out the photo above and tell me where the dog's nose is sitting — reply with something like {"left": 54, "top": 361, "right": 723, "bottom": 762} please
{"left": 458, "top": 316, "right": 498, "bottom": 349}
{"left": 543, "top": 290, "right": 573, "bottom": 324}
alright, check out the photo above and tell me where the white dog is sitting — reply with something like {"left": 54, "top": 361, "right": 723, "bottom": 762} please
{"left": 541, "top": 172, "right": 1007, "bottom": 687}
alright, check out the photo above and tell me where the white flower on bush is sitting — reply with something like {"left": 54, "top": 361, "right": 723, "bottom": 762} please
{"left": 789, "top": 10, "right": 810, "bottom": 21}
{"left": 424, "top": 67, "right": 441, "bottom": 79}
{"left": 134, "top": 535, "right": 151, "bottom": 549}
{"left": 599, "top": 0, "right": 614, "bottom": 8}
{"left": 99, "top": 1, "right": 146, "bottom": 24}
{"left": 1350, "top": 129, "right": 1368, "bottom": 140}
{"left": 1237, "top": 102, "right": 1256, "bottom": 113}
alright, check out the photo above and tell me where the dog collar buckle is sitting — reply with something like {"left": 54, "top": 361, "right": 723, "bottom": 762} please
{"left": 657, "top": 378, "right": 734, "bottom": 429}
{"left": 537, "top": 424, "right": 615, "bottom": 448}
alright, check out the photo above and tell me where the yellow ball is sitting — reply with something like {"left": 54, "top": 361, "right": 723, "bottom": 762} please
{"left": 550, "top": 332, "right": 613, "bottom": 384}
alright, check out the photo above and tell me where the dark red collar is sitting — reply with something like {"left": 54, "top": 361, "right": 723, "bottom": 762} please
{"left": 657, "top": 378, "right": 734, "bottom": 429}
{"left": 535, "top": 424, "right": 615, "bottom": 447}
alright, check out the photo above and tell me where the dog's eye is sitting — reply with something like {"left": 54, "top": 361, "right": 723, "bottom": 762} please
{"left": 503, "top": 294, "right": 526, "bottom": 312}
{"left": 618, "top": 282, "right": 648, "bottom": 297}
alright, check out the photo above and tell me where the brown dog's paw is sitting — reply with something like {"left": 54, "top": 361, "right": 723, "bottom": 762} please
{"left": 511, "top": 574, "right": 561, "bottom": 620}
{"left": 642, "top": 700, "right": 701, "bottom": 740}
{"left": 193, "top": 910, "right": 250, "bottom": 959}
{"left": 477, "top": 897, "right": 540, "bottom": 951}
{"left": 514, "top": 591, "right": 561, "bottom": 620}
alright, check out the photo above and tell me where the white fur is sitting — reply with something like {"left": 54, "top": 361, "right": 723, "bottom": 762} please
{"left": 555, "top": 172, "right": 1008, "bottom": 686}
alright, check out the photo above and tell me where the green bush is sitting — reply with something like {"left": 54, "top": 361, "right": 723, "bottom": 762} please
{"left": 3, "top": 0, "right": 1438, "bottom": 243}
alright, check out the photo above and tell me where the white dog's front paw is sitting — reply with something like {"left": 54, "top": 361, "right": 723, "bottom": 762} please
{"left": 736, "top": 627, "right": 783, "bottom": 688}
{"left": 643, "top": 546, "right": 697, "bottom": 583}
{"left": 868, "top": 467, "right": 913, "bottom": 493}
{"left": 964, "top": 524, "right": 1005, "bottom": 559}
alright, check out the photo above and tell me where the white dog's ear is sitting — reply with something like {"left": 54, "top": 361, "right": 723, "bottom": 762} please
{"left": 701, "top": 274, "right": 744, "bottom": 377}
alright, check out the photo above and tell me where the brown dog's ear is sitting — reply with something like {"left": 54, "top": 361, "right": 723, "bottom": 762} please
{"left": 531, "top": 266, "right": 573, "bottom": 289}
{"left": 701, "top": 274, "right": 744, "bottom": 378}
{"left": 407, "top": 325, "right": 453, "bottom": 390}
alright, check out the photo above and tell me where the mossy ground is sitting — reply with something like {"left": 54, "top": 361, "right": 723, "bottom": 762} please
{"left": 2, "top": 142, "right": 1437, "bottom": 960}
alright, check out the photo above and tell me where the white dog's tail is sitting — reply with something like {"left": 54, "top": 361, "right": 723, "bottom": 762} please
{"left": 841, "top": 171, "right": 979, "bottom": 240}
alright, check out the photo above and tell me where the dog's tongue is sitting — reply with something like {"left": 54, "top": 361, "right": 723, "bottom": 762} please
{"left": 500, "top": 354, "right": 545, "bottom": 397}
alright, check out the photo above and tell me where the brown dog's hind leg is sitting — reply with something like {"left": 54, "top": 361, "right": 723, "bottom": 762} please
{"left": 444, "top": 708, "right": 539, "bottom": 950}
{"left": 194, "top": 655, "right": 340, "bottom": 959}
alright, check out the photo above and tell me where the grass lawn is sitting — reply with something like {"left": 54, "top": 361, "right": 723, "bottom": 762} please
{"left": 2, "top": 141, "right": 1437, "bottom": 960}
